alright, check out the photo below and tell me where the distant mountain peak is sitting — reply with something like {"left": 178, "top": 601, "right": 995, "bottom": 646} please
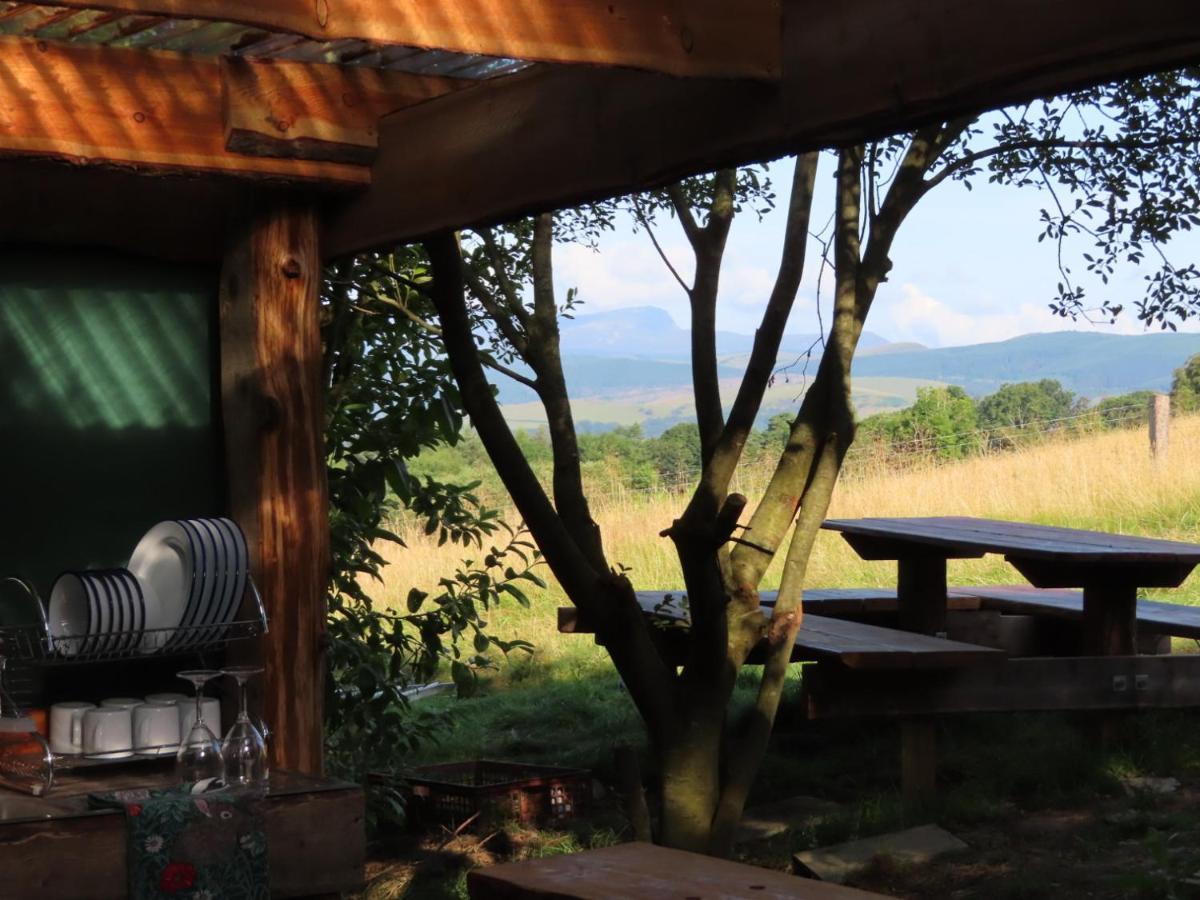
{"left": 559, "top": 304, "right": 890, "bottom": 359}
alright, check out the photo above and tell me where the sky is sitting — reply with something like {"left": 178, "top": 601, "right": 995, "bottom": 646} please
{"left": 551, "top": 156, "right": 1200, "bottom": 349}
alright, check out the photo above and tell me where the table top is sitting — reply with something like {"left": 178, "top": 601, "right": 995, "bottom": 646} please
{"left": 468, "top": 841, "right": 893, "bottom": 900}
{"left": 0, "top": 767, "right": 358, "bottom": 826}
{"left": 823, "top": 516, "right": 1200, "bottom": 564}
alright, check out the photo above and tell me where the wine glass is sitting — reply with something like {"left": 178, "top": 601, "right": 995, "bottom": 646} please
{"left": 221, "top": 666, "right": 268, "bottom": 790}
{"left": 176, "top": 669, "right": 224, "bottom": 784}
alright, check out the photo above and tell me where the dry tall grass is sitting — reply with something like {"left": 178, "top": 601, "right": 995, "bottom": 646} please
{"left": 372, "top": 414, "right": 1200, "bottom": 674}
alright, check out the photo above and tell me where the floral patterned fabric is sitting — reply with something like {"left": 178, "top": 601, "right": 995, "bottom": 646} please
{"left": 90, "top": 785, "right": 269, "bottom": 900}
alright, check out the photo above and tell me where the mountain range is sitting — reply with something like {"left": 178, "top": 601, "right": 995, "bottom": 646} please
{"left": 494, "top": 306, "right": 1200, "bottom": 435}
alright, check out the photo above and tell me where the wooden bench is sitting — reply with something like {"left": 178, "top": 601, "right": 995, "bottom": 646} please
{"left": 557, "top": 594, "right": 1002, "bottom": 670}
{"left": 963, "top": 584, "right": 1200, "bottom": 639}
{"left": 468, "top": 841, "right": 895, "bottom": 899}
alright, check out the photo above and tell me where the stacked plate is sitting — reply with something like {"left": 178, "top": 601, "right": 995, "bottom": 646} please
{"left": 128, "top": 518, "right": 249, "bottom": 652}
{"left": 47, "top": 570, "right": 145, "bottom": 658}
{"left": 47, "top": 517, "right": 249, "bottom": 657}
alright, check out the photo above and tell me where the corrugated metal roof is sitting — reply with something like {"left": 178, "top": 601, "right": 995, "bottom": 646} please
{"left": 0, "top": 2, "right": 531, "bottom": 79}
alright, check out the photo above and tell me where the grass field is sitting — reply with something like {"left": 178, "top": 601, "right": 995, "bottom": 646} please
{"left": 358, "top": 415, "right": 1200, "bottom": 899}
{"left": 375, "top": 412, "right": 1200, "bottom": 680}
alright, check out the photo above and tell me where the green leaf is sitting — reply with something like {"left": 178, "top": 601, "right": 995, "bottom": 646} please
{"left": 406, "top": 588, "right": 428, "bottom": 613}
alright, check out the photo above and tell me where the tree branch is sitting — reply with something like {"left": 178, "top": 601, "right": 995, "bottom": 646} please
{"left": 426, "top": 231, "right": 679, "bottom": 743}
{"left": 525, "top": 213, "right": 609, "bottom": 570}
{"left": 694, "top": 152, "right": 820, "bottom": 517}
{"left": 462, "top": 260, "right": 529, "bottom": 355}
{"left": 921, "top": 131, "right": 1198, "bottom": 195}
{"left": 729, "top": 146, "right": 864, "bottom": 589}
{"left": 478, "top": 226, "right": 533, "bottom": 330}
{"left": 632, "top": 196, "right": 692, "bottom": 294}
{"left": 688, "top": 170, "right": 738, "bottom": 472}
{"left": 667, "top": 183, "right": 702, "bottom": 247}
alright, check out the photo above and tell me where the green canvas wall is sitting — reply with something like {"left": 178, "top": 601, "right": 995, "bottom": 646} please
{"left": 0, "top": 247, "right": 224, "bottom": 602}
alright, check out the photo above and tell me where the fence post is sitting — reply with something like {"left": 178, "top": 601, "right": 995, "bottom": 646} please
{"left": 1149, "top": 393, "right": 1170, "bottom": 458}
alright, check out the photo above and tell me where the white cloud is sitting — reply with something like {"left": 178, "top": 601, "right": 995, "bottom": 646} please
{"left": 553, "top": 234, "right": 693, "bottom": 326}
{"left": 872, "top": 283, "right": 1176, "bottom": 348}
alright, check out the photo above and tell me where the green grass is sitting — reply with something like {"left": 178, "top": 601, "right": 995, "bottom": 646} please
{"left": 357, "top": 417, "right": 1200, "bottom": 898}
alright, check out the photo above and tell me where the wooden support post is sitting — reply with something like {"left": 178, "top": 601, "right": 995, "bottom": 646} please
{"left": 1150, "top": 393, "right": 1170, "bottom": 459}
{"left": 1082, "top": 583, "right": 1137, "bottom": 745}
{"left": 896, "top": 556, "right": 948, "bottom": 808}
{"left": 897, "top": 557, "right": 949, "bottom": 636}
{"left": 220, "top": 194, "right": 329, "bottom": 774}
{"left": 901, "top": 719, "right": 938, "bottom": 810}
{"left": 1082, "top": 585, "right": 1137, "bottom": 656}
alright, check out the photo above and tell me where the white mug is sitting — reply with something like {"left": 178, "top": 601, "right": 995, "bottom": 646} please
{"left": 178, "top": 697, "right": 221, "bottom": 740}
{"left": 49, "top": 701, "right": 95, "bottom": 755}
{"left": 133, "top": 703, "right": 180, "bottom": 756}
{"left": 145, "top": 692, "right": 188, "bottom": 706}
{"left": 101, "top": 697, "right": 142, "bottom": 710}
{"left": 82, "top": 707, "right": 133, "bottom": 759}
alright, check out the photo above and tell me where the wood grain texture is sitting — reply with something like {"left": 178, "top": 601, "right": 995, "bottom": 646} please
{"left": 0, "top": 771, "right": 364, "bottom": 899}
{"left": 45, "top": 0, "right": 781, "bottom": 78}
{"left": 968, "top": 584, "right": 1200, "bottom": 639}
{"left": 222, "top": 57, "right": 469, "bottom": 165}
{"left": 826, "top": 517, "right": 1200, "bottom": 564}
{"left": 467, "top": 841, "right": 892, "bottom": 899}
{"left": 0, "top": 36, "right": 368, "bottom": 184}
{"left": 220, "top": 195, "right": 330, "bottom": 775}
{"left": 325, "top": 0, "right": 1200, "bottom": 255}
{"left": 559, "top": 598, "right": 1001, "bottom": 669}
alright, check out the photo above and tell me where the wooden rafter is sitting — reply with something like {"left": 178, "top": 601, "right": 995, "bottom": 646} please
{"left": 222, "top": 57, "right": 470, "bottom": 166}
{"left": 324, "top": 0, "right": 1200, "bottom": 255}
{"left": 0, "top": 36, "right": 465, "bottom": 183}
{"left": 42, "top": 0, "right": 782, "bottom": 79}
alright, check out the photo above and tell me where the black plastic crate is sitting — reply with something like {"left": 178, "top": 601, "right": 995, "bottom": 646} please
{"left": 404, "top": 759, "right": 590, "bottom": 827}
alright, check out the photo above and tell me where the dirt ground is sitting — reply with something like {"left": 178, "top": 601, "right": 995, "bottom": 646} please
{"left": 354, "top": 779, "right": 1200, "bottom": 899}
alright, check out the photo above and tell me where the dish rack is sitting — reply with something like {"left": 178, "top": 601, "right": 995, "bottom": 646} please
{"left": 0, "top": 576, "right": 268, "bottom": 665}
{"left": 0, "top": 576, "right": 270, "bottom": 783}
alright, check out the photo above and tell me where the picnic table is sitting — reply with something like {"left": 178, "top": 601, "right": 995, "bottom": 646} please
{"left": 818, "top": 516, "right": 1200, "bottom": 802}
{"left": 822, "top": 516, "right": 1200, "bottom": 654}
{"left": 559, "top": 516, "right": 1200, "bottom": 806}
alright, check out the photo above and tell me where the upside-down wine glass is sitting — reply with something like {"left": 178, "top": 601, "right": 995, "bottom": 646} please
{"left": 176, "top": 669, "right": 224, "bottom": 784}
{"left": 220, "top": 666, "right": 268, "bottom": 790}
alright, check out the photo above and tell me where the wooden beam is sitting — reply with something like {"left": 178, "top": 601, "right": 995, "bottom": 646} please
{"left": 220, "top": 194, "right": 330, "bottom": 775}
{"left": 222, "top": 57, "right": 468, "bottom": 165}
{"left": 325, "top": 0, "right": 1200, "bottom": 256}
{"left": 0, "top": 36, "right": 372, "bottom": 183}
{"left": 47, "top": 0, "right": 780, "bottom": 79}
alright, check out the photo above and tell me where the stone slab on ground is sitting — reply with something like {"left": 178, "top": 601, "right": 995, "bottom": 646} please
{"left": 735, "top": 795, "right": 843, "bottom": 844}
{"left": 793, "top": 824, "right": 968, "bottom": 884}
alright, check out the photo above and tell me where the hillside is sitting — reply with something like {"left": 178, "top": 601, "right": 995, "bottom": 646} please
{"left": 557, "top": 305, "right": 891, "bottom": 360}
{"left": 493, "top": 307, "right": 1200, "bottom": 433}
{"left": 851, "top": 330, "right": 1200, "bottom": 398}
{"left": 500, "top": 374, "right": 944, "bottom": 435}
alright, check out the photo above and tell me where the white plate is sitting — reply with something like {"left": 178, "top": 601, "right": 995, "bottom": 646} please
{"left": 94, "top": 572, "right": 120, "bottom": 656}
{"left": 109, "top": 569, "right": 143, "bottom": 654}
{"left": 129, "top": 521, "right": 193, "bottom": 653}
{"left": 206, "top": 517, "right": 244, "bottom": 640}
{"left": 48, "top": 573, "right": 89, "bottom": 657}
{"left": 178, "top": 519, "right": 221, "bottom": 648}
{"left": 83, "top": 572, "right": 109, "bottom": 657}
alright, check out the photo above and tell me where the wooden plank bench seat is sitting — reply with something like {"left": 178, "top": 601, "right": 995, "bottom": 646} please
{"left": 962, "top": 584, "right": 1200, "bottom": 639}
{"left": 557, "top": 593, "right": 1002, "bottom": 669}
